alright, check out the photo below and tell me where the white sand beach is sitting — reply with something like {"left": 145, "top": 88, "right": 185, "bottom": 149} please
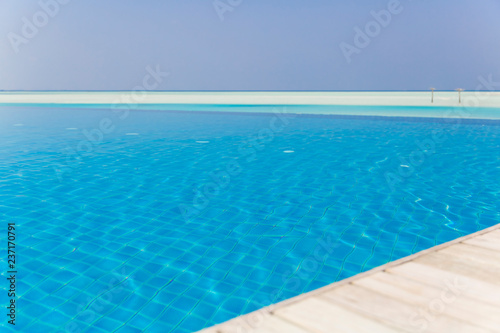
{"left": 0, "top": 91, "right": 499, "bottom": 106}
{"left": 1, "top": 91, "right": 500, "bottom": 119}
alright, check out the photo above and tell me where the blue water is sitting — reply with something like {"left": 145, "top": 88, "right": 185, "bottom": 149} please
{"left": 1, "top": 105, "right": 499, "bottom": 332}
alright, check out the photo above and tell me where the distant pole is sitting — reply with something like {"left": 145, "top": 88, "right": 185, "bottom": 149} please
{"left": 430, "top": 88, "right": 435, "bottom": 103}
{"left": 455, "top": 88, "right": 464, "bottom": 104}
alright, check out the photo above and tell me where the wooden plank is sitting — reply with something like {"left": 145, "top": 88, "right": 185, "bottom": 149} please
{"left": 463, "top": 230, "right": 500, "bottom": 252}
{"left": 275, "top": 297, "right": 399, "bottom": 333}
{"left": 212, "top": 315, "right": 312, "bottom": 333}
{"left": 354, "top": 272, "right": 431, "bottom": 304}
{"left": 387, "top": 262, "right": 500, "bottom": 306}
{"left": 321, "top": 283, "right": 489, "bottom": 333}
{"left": 438, "top": 243, "right": 500, "bottom": 268}
{"left": 247, "top": 316, "right": 312, "bottom": 333}
{"left": 354, "top": 272, "right": 500, "bottom": 331}
{"left": 197, "top": 327, "right": 220, "bottom": 333}
{"left": 414, "top": 250, "right": 500, "bottom": 286}
{"left": 320, "top": 284, "right": 417, "bottom": 332}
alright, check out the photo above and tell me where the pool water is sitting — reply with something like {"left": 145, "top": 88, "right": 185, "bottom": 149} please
{"left": 1, "top": 106, "right": 499, "bottom": 332}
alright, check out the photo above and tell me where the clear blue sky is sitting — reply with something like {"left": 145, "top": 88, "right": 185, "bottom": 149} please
{"left": 1, "top": 0, "right": 499, "bottom": 91}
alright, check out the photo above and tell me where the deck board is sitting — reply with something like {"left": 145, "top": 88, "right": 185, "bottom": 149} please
{"left": 354, "top": 272, "right": 500, "bottom": 331}
{"left": 387, "top": 262, "right": 500, "bottom": 306}
{"left": 198, "top": 224, "right": 500, "bottom": 333}
{"left": 320, "top": 284, "right": 418, "bottom": 332}
{"left": 464, "top": 230, "right": 500, "bottom": 252}
{"left": 275, "top": 297, "right": 399, "bottom": 333}
{"left": 413, "top": 250, "right": 500, "bottom": 286}
{"left": 206, "top": 315, "right": 311, "bottom": 333}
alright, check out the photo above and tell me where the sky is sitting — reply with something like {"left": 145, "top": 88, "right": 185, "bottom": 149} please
{"left": 0, "top": 0, "right": 499, "bottom": 91}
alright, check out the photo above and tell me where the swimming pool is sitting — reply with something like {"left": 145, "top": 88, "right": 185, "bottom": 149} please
{"left": 1, "top": 105, "right": 499, "bottom": 332}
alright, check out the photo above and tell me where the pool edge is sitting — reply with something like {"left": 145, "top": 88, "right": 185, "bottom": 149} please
{"left": 198, "top": 222, "right": 500, "bottom": 332}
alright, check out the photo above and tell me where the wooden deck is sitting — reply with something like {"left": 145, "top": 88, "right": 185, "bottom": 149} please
{"left": 198, "top": 224, "right": 500, "bottom": 333}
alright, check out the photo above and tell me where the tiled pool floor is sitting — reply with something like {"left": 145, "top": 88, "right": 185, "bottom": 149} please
{"left": 0, "top": 106, "right": 499, "bottom": 332}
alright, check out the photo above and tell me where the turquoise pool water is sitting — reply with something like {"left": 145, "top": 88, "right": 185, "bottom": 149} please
{"left": 1, "top": 105, "right": 499, "bottom": 332}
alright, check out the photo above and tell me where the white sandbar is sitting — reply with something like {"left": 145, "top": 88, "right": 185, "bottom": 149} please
{"left": 1, "top": 91, "right": 500, "bottom": 119}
